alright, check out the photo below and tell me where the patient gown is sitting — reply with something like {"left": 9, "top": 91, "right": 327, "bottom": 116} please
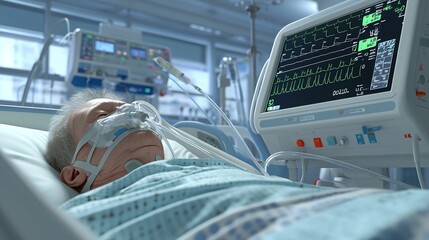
{"left": 61, "top": 159, "right": 429, "bottom": 240}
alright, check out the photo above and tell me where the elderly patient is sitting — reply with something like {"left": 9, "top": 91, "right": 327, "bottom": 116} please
{"left": 46, "top": 89, "right": 429, "bottom": 240}
{"left": 46, "top": 89, "right": 175, "bottom": 192}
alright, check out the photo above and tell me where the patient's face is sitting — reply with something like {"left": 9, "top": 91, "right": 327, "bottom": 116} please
{"left": 67, "top": 98, "right": 164, "bottom": 190}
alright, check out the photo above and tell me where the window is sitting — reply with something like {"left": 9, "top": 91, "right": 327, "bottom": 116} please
{"left": 49, "top": 44, "right": 69, "bottom": 76}
{"left": 0, "top": 33, "right": 69, "bottom": 106}
{"left": 0, "top": 35, "right": 42, "bottom": 104}
{"left": 0, "top": 36, "right": 41, "bottom": 71}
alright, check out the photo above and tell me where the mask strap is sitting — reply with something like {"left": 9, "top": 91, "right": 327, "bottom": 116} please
{"left": 85, "top": 130, "right": 102, "bottom": 163}
{"left": 72, "top": 160, "right": 98, "bottom": 173}
{"left": 70, "top": 127, "right": 99, "bottom": 165}
{"left": 80, "top": 128, "right": 141, "bottom": 192}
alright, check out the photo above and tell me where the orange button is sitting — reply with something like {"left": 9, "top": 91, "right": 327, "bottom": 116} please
{"left": 313, "top": 138, "right": 323, "bottom": 148}
{"left": 404, "top": 133, "right": 412, "bottom": 138}
{"left": 416, "top": 90, "right": 426, "bottom": 97}
{"left": 296, "top": 139, "right": 305, "bottom": 148}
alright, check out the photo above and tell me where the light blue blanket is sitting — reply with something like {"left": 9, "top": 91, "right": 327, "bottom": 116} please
{"left": 62, "top": 159, "right": 429, "bottom": 240}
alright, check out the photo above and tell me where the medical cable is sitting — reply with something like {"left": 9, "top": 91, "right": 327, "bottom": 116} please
{"left": 181, "top": 84, "right": 267, "bottom": 175}
{"left": 228, "top": 59, "right": 247, "bottom": 125}
{"left": 21, "top": 35, "right": 53, "bottom": 105}
{"left": 412, "top": 134, "right": 425, "bottom": 189}
{"left": 159, "top": 123, "right": 228, "bottom": 160}
{"left": 21, "top": 17, "right": 71, "bottom": 106}
{"left": 162, "top": 123, "right": 265, "bottom": 173}
{"left": 300, "top": 158, "right": 308, "bottom": 183}
{"left": 168, "top": 73, "right": 215, "bottom": 126}
{"left": 129, "top": 100, "right": 176, "bottom": 159}
{"left": 154, "top": 57, "right": 193, "bottom": 85}
{"left": 315, "top": 178, "right": 349, "bottom": 188}
{"left": 154, "top": 57, "right": 268, "bottom": 176}
{"left": 145, "top": 119, "right": 176, "bottom": 159}
{"left": 158, "top": 112, "right": 247, "bottom": 161}
{"left": 264, "top": 151, "right": 417, "bottom": 190}
{"left": 129, "top": 99, "right": 206, "bottom": 160}
{"left": 55, "top": 18, "right": 71, "bottom": 36}
{"left": 59, "top": 28, "right": 80, "bottom": 45}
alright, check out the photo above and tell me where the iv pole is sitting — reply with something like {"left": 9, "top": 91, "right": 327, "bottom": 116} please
{"left": 245, "top": 0, "right": 260, "bottom": 110}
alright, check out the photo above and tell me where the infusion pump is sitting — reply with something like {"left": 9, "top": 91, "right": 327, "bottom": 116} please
{"left": 66, "top": 29, "right": 170, "bottom": 99}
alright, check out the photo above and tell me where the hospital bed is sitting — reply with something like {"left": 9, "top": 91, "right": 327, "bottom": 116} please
{"left": 3, "top": 105, "right": 429, "bottom": 239}
{"left": 0, "top": 106, "right": 257, "bottom": 239}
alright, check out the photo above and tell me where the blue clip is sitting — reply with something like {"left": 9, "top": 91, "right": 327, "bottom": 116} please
{"left": 362, "top": 126, "right": 382, "bottom": 134}
{"left": 114, "top": 127, "right": 129, "bottom": 137}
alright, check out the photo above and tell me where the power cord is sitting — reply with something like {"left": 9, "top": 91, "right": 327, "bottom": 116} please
{"left": 412, "top": 134, "right": 425, "bottom": 189}
{"left": 264, "top": 151, "right": 417, "bottom": 190}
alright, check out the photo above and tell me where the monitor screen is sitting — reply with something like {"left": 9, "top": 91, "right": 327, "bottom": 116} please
{"left": 95, "top": 40, "right": 115, "bottom": 54}
{"left": 265, "top": 0, "right": 407, "bottom": 112}
{"left": 130, "top": 47, "right": 147, "bottom": 60}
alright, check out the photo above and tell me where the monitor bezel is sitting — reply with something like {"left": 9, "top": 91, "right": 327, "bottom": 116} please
{"left": 253, "top": 0, "right": 418, "bottom": 126}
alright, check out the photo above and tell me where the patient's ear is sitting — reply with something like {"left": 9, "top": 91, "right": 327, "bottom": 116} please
{"left": 60, "top": 165, "right": 87, "bottom": 189}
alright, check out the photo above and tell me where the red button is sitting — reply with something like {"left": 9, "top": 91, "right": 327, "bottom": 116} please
{"left": 313, "top": 138, "right": 323, "bottom": 148}
{"left": 296, "top": 139, "right": 305, "bottom": 148}
{"left": 416, "top": 90, "right": 426, "bottom": 97}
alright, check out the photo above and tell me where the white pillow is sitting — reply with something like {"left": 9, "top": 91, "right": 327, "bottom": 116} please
{"left": 0, "top": 124, "right": 78, "bottom": 205}
{"left": 0, "top": 123, "right": 198, "bottom": 206}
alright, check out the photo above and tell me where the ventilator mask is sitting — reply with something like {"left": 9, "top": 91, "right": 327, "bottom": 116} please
{"left": 70, "top": 100, "right": 166, "bottom": 192}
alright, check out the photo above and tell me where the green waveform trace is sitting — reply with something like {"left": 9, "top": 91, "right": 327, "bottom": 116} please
{"left": 275, "top": 57, "right": 356, "bottom": 84}
{"left": 270, "top": 58, "right": 362, "bottom": 97}
{"left": 271, "top": 60, "right": 362, "bottom": 96}
{"left": 284, "top": 12, "right": 364, "bottom": 43}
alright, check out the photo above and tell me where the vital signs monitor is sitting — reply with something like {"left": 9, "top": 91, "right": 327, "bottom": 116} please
{"left": 252, "top": 0, "right": 429, "bottom": 168}
{"left": 66, "top": 28, "right": 171, "bottom": 105}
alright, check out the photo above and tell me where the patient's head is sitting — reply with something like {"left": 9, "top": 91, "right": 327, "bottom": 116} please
{"left": 46, "top": 89, "right": 164, "bottom": 192}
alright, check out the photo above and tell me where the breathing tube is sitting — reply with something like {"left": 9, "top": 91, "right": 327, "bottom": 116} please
{"left": 154, "top": 57, "right": 268, "bottom": 176}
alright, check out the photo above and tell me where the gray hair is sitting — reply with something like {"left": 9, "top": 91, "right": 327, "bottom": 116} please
{"left": 45, "top": 89, "right": 122, "bottom": 172}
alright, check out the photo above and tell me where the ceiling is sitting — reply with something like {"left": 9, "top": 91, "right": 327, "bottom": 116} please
{"left": 43, "top": 0, "right": 347, "bottom": 55}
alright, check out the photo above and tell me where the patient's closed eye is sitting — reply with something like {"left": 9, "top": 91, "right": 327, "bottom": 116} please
{"left": 96, "top": 114, "right": 108, "bottom": 120}
{"left": 89, "top": 101, "right": 125, "bottom": 122}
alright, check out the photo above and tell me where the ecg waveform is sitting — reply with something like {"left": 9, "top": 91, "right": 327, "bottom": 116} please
{"left": 271, "top": 58, "right": 362, "bottom": 96}
{"left": 282, "top": 13, "right": 363, "bottom": 63}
